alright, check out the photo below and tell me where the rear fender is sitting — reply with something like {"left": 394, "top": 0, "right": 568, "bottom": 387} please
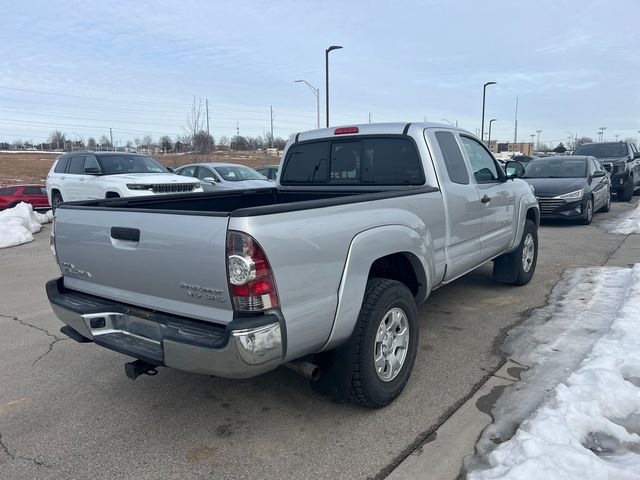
{"left": 320, "top": 225, "right": 434, "bottom": 351}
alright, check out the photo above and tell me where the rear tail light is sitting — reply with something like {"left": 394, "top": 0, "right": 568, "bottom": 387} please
{"left": 226, "top": 231, "right": 279, "bottom": 312}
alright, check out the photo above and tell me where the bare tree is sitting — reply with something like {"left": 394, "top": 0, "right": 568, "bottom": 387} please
{"left": 159, "top": 135, "right": 173, "bottom": 153}
{"left": 142, "top": 135, "right": 154, "bottom": 153}
{"left": 184, "top": 97, "right": 206, "bottom": 155}
{"left": 48, "top": 130, "right": 66, "bottom": 150}
{"left": 98, "top": 135, "right": 112, "bottom": 151}
{"left": 575, "top": 137, "right": 593, "bottom": 148}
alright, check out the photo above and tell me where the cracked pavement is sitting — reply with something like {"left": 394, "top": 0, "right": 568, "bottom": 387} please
{"left": 0, "top": 201, "right": 636, "bottom": 480}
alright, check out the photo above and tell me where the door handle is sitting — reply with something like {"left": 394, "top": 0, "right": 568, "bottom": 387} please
{"left": 111, "top": 227, "right": 140, "bottom": 242}
{"left": 481, "top": 194, "right": 491, "bottom": 204}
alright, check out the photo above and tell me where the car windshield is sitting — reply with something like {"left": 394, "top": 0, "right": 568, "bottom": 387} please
{"left": 213, "top": 166, "right": 264, "bottom": 181}
{"left": 573, "top": 144, "right": 627, "bottom": 158}
{"left": 98, "top": 155, "right": 168, "bottom": 175}
{"left": 523, "top": 159, "right": 587, "bottom": 178}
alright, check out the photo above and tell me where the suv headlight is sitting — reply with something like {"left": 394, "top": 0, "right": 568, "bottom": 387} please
{"left": 126, "top": 184, "right": 153, "bottom": 190}
{"left": 554, "top": 189, "right": 583, "bottom": 200}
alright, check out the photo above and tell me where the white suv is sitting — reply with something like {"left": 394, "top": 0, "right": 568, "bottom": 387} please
{"left": 46, "top": 151, "right": 202, "bottom": 209}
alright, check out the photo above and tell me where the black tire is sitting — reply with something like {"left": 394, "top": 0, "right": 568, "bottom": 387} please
{"left": 599, "top": 189, "right": 611, "bottom": 213}
{"left": 105, "top": 192, "right": 121, "bottom": 199}
{"left": 313, "top": 278, "right": 418, "bottom": 408}
{"left": 51, "top": 192, "right": 63, "bottom": 212}
{"left": 579, "top": 196, "right": 594, "bottom": 225}
{"left": 493, "top": 219, "right": 538, "bottom": 286}
{"left": 619, "top": 178, "right": 634, "bottom": 201}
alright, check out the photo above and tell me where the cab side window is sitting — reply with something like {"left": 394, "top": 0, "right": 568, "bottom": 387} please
{"left": 459, "top": 136, "right": 499, "bottom": 183}
{"left": 435, "top": 131, "right": 469, "bottom": 184}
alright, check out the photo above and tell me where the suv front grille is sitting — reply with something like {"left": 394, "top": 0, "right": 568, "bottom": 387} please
{"left": 151, "top": 183, "right": 198, "bottom": 194}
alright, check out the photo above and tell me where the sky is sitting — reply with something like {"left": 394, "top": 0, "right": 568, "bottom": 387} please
{"left": 1, "top": 0, "right": 639, "bottom": 148}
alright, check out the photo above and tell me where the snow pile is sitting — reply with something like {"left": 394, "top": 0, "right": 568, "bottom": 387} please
{"left": 0, "top": 202, "right": 53, "bottom": 248}
{"left": 605, "top": 204, "right": 640, "bottom": 234}
{"left": 467, "top": 265, "right": 640, "bottom": 480}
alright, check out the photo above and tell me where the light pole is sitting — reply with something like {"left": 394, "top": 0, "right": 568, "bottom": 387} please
{"left": 536, "top": 130, "right": 542, "bottom": 151}
{"left": 487, "top": 119, "right": 497, "bottom": 152}
{"left": 71, "top": 131, "right": 83, "bottom": 150}
{"left": 598, "top": 126, "right": 607, "bottom": 142}
{"left": 325, "top": 45, "right": 343, "bottom": 127}
{"left": 295, "top": 80, "right": 320, "bottom": 129}
{"left": 481, "top": 81, "right": 497, "bottom": 143}
{"left": 615, "top": 134, "right": 619, "bottom": 141}
{"left": 530, "top": 134, "right": 535, "bottom": 151}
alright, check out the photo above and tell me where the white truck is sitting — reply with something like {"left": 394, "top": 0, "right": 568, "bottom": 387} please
{"left": 47, "top": 123, "right": 539, "bottom": 407}
{"left": 46, "top": 151, "right": 202, "bottom": 209}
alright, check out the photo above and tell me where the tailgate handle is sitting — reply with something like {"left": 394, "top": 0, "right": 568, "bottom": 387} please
{"left": 111, "top": 227, "right": 140, "bottom": 242}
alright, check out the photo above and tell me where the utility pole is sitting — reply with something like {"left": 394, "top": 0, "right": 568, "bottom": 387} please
{"left": 205, "top": 99, "right": 210, "bottom": 154}
{"left": 530, "top": 134, "right": 535, "bottom": 153}
{"left": 368, "top": 112, "right": 371, "bottom": 123}
{"left": 513, "top": 97, "right": 518, "bottom": 154}
{"left": 270, "top": 105, "right": 274, "bottom": 148}
{"left": 109, "top": 128, "right": 113, "bottom": 151}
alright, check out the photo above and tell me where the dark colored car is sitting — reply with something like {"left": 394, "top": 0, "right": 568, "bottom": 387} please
{"left": 573, "top": 142, "right": 640, "bottom": 201}
{"left": 521, "top": 155, "right": 610, "bottom": 225}
{"left": 254, "top": 164, "right": 279, "bottom": 181}
{"left": 511, "top": 155, "right": 537, "bottom": 164}
{"left": 0, "top": 184, "right": 50, "bottom": 210}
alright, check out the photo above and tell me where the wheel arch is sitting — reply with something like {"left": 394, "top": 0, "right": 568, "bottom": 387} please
{"left": 320, "top": 225, "right": 434, "bottom": 352}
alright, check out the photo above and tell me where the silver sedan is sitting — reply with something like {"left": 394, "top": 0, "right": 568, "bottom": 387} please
{"left": 174, "top": 162, "right": 273, "bottom": 191}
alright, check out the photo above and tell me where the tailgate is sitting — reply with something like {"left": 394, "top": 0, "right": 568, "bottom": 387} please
{"left": 54, "top": 207, "right": 233, "bottom": 325}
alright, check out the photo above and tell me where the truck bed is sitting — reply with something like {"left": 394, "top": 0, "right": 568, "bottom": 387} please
{"left": 58, "top": 186, "right": 437, "bottom": 216}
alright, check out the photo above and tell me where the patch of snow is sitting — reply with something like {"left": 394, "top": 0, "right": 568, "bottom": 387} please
{"left": 0, "top": 202, "right": 53, "bottom": 248}
{"left": 466, "top": 265, "right": 640, "bottom": 479}
{"left": 604, "top": 204, "right": 640, "bottom": 234}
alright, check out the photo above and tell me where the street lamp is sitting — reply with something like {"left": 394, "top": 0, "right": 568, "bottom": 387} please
{"left": 536, "top": 130, "right": 542, "bottom": 151}
{"left": 487, "top": 119, "right": 497, "bottom": 152}
{"left": 481, "top": 81, "right": 497, "bottom": 142}
{"left": 295, "top": 80, "right": 320, "bottom": 129}
{"left": 325, "top": 45, "right": 343, "bottom": 127}
{"left": 598, "top": 126, "right": 607, "bottom": 142}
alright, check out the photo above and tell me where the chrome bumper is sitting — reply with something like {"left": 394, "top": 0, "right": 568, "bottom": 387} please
{"left": 46, "top": 278, "right": 283, "bottom": 379}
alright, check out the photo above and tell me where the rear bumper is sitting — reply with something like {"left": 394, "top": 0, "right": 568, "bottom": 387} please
{"left": 46, "top": 277, "right": 283, "bottom": 379}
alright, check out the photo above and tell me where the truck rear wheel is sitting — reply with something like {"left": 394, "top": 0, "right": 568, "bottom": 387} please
{"left": 493, "top": 219, "right": 538, "bottom": 286}
{"left": 313, "top": 278, "right": 418, "bottom": 408}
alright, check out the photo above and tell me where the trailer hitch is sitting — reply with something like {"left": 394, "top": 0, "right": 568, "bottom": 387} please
{"left": 124, "top": 359, "right": 159, "bottom": 380}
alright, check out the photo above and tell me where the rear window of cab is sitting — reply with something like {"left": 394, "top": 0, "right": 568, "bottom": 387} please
{"left": 280, "top": 136, "right": 425, "bottom": 186}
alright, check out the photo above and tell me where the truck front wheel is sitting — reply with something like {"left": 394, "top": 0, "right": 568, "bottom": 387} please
{"left": 493, "top": 219, "right": 538, "bottom": 286}
{"left": 314, "top": 278, "right": 418, "bottom": 408}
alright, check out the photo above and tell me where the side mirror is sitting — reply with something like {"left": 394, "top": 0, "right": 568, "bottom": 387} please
{"left": 166, "top": 167, "right": 174, "bottom": 173}
{"left": 593, "top": 170, "right": 606, "bottom": 178}
{"left": 634, "top": 152, "right": 640, "bottom": 159}
{"left": 505, "top": 161, "right": 525, "bottom": 179}
{"left": 202, "top": 177, "right": 217, "bottom": 184}
{"left": 84, "top": 167, "right": 102, "bottom": 175}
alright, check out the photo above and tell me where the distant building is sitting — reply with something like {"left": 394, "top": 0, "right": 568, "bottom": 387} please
{"left": 487, "top": 140, "right": 534, "bottom": 156}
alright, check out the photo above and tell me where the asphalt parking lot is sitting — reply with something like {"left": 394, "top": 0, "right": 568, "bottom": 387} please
{"left": 1, "top": 199, "right": 637, "bottom": 480}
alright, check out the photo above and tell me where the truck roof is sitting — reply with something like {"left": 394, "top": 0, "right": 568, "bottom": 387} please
{"left": 293, "top": 122, "right": 467, "bottom": 143}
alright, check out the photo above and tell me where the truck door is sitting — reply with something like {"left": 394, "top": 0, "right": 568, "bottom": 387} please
{"left": 428, "top": 130, "right": 484, "bottom": 280}
{"left": 458, "top": 135, "right": 516, "bottom": 260}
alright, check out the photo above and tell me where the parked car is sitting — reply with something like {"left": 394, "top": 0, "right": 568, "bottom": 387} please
{"left": 511, "top": 155, "right": 537, "bottom": 164}
{"left": 255, "top": 164, "right": 279, "bottom": 181}
{"left": 47, "top": 122, "right": 539, "bottom": 407}
{"left": 572, "top": 142, "right": 640, "bottom": 201}
{"left": 0, "top": 184, "right": 50, "bottom": 210}
{"left": 520, "top": 155, "right": 610, "bottom": 224}
{"left": 46, "top": 151, "right": 202, "bottom": 210}
{"left": 175, "top": 162, "right": 273, "bottom": 191}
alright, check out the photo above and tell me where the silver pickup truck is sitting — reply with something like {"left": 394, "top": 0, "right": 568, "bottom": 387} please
{"left": 46, "top": 123, "right": 539, "bottom": 407}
